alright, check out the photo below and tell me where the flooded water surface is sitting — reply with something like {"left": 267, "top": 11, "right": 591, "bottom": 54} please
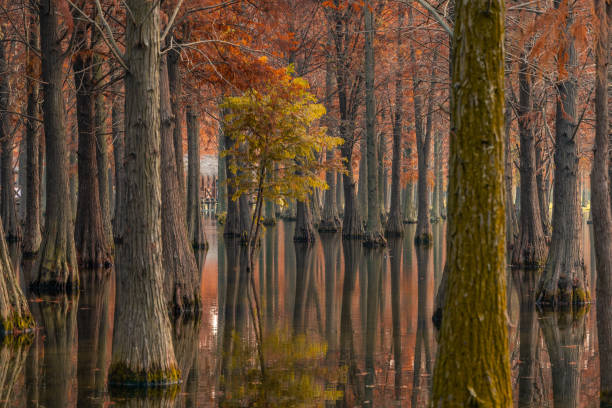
{"left": 0, "top": 219, "right": 606, "bottom": 407}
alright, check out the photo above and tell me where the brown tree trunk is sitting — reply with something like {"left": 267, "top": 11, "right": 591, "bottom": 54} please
{"left": 94, "top": 66, "right": 113, "bottom": 247}
{"left": 504, "top": 94, "right": 517, "bottom": 258}
{"left": 33, "top": 0, "right": 78, "bottom": 293}
{"left": 294, "top": 199, "right": 316, "bottom": 243}
{"left": 112, "top": 77, "right": 126, "bottom": 243}
{"left": 0, "top": 216, "right": 34, "bottom": 335}
{"left": 385, "top": 7, "right": 405, "bottom": 237}
{"left": 73, "top": 22, "right": 111, "bottom": 269}
{"left": 0, "top": 32, "right": 21, "bottom": 243}
{"left": 109, "top": 0, "right": 179, "bottom": 386}
{"left": 168, "top": 47, "right": 186, "bottom": 202}
{"left": 512, "top": 55, "right": 548, "bottom": 267}
{"left": 592, "top": 1, "right": 612, "bottom": 401}
{"left": 160, "top": 57, "right": 202, "bottom": 316}
{"left": 186, "top": 106, "right": 207, "bottom": 249}
{"left": 538, "top": 0, "right": 588, "bottom": 306}
{"left": 23, "top": 11, "right": 42, "bottom": 255}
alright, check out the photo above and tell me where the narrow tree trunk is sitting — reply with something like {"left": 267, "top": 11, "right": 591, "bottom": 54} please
{"left": 386, "top": 7, "right": 404, "bottom": 237}
{"left": 363, "top": 0, "right": 385, "bottom": 247}
{"left": 592, "top": 1, "right": 612, "bottom": 401}
{"left": 223, "top": 108, "right": 247, "bottom": 238}
{"left": 336, "top": 171, "right": 344, "bottom": 216}
{"left": 18, "top": 138, "right": 26, "bottom": 223}
{"left": 538, "top": 0, "right": 588, "bottom": 306}
{"left": 186, "top": 106, "right": 207, "bottom": 249}
{"left": 33, "top": 0, "right": 78, "bottom": 293}
{"left": 109, "top": 0, "right": 179, "bottom": 385}
{"left": 432, "top": 0, "right": 512, "bottom": 405}
{"left": 358, "top": 137, "right": 368, "bottom": 223}
{"left": 23, "top": 11, "right": 41, "bottom": 255}
{"left": 112, "top": 77, "right": 126, "bottom": 243}
{"left": 0, "top": 35, "right": 21, "bottom": 243}
{"left": 73, "top": 22, "right": 111, "bottom": 269}
{"left": 535, "top": 129, "right": 551, "bottom": 237}
{"left": 168, "top": 47, "right": 186, "bottom": 202}
{"left": 217, "top": 123, "right": 227, "bottom": 215}
{"left": 512, "top": 55, "right": 547, "bottom": 267}
{"left": 161, "top": 58, "right": 202, "bottom": 315}
{"left": 504, "top": 96, "right": 517, "bottom": 257}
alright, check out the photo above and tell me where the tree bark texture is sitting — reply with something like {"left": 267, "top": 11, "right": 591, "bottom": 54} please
{"left": 33, "top": 0, "right": 78, "bottom": 293}
{"left": 432, "top": 1, "right": 512, "bottom": 406}
{"left": 73, "top": 22, "right": 111, "bottom": 269}
{"left": 539, "top": 0, "right": 588, "bottom": 306}
{"left": 112, "top": 78, "right": 126, "bottom": 243}
{"left": 0, "top": 32, "right": 21, "bottom": 243}
{"left": 592, "top": 1, "right": 612, "bottom": 401}
{"left": 109, "top": 0, "right": 179, "bottom": 386}
{"left": 160, "top": 58, "right": 202, "bottom": 316}
{"left": 512, "top": 55, "right": 547, "bottom": 268}
{"left": 363, "top": 0, "right": 385, "bottom": 247}
{"left": 168, "top": 47, "right": 186, "bottom": 203}
{"left": 23, "top": 11, "right": 42, "bottom": 255}
{"left": 186, "top": 106, "right": 207, "bottom": 249}
{"left": 386, "top": 7, "right": 405, "bottom": 237}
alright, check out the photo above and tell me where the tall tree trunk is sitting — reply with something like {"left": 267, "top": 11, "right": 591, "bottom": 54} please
{"left": 319, "top": 42, "right": 341, "bottom": 233}
{"left": 109, "top": 0, "right": 179, "bottom": 385}
{"left": 336, "top": 171, "right": 344, "bottom": 216}
{"left": 592, "top": 1, "right": 612, "bottom": 401}
{"left": 432, "top": 0, "right": 512, "bottom": 406}
{"left": 112, "top": 77, "right": 126, "bottom": 243}
{"left": 538, "top": 0, "right": 588, "bottom": 306}
{"left": 363, "top": 0, "right": 385, "bottom": 247}
{"left": 386, "top": 6, "right": 404, "bottom": 237}
{"left": 168, "top": 47, "right": 186, "bottom": 202}
{"left": 186, "top": 105, "right": 207, "bottom": 249}
{"left": 512, "top": 55, "right": 547, "bottom": 267}
{"left": 0, "top": 34, "right": 21, "bottom": 243}
{"left": 73, "top": 22, "right": 111, "bottom": 269}
{"left": 535, "top": 127, "right": 551, "bottom": 237}
{"left": 33, "top": 0, "right": 78, "bottom": 293}
{"left": 409, "top": 8, "right": 431, "bottom": 245}
{"left": 23, "top": 11, "right": 42, "bottom": 255}
{"left": 294, "top": 199, "right": 316, "bottom": 243}
{"left": 504, "top": 95, "right": 517, "bottom": 258}
{"left": 223, "top": 109, "right": 248, "bottom": 238}
{"left": 217, "top": 122, "right": 227, "bottom": 215}
{"left": 160, "top": 58, "right": 202, "bottom": 316}
{"left": 358, "top": 136, "right": 368, "bottom": 223}
{"left": 94, "top": 62, "right": 113, "bottom": 247}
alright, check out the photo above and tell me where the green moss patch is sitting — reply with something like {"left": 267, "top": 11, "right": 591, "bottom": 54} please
{"left": 109, "top": 362, "right": 181, "bottom": 387}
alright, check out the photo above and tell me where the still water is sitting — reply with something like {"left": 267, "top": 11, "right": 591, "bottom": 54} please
{"left": 0, "top": 219, "right": 604, "bottom": 407}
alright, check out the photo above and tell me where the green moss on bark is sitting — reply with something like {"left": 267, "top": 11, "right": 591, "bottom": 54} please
{"left": 108, "top": 362, "right": 181, "bottom": 386}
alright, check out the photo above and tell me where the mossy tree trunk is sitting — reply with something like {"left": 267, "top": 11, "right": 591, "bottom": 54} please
{"left": 109, "top": 0, "right": 179, "bottom": 386}
{"left": 592, "top": 1, "right": 612, "bottom": 402}
{"left": 385, "top": 6, "right": 405, "bottom": 237}
{"left": 160, "top": 58, "right": 202, "bottom": 316}
{"left": 538, "top": 0, "right": 588, "bottom": 307}
{"left": 363, "top": 0, "right": 385, "bottom": 248}
{"left": 431, "top": 0, "right": 512, "bottom": 406}
{"left": 23, "top": 11, "right": 41, "bottom": 255}
{"left": 512, "top": 54, "right": 547, "bottom": 268}
{"left": 0, "top": 33, "right": 21, "bottom": 243}
{"left": 0, "top": 216, "right": 34, "bottom": 336}
{"left": 72, "top": 19, "right": 111, "bottom": 269}
{"left": 186, "top": 106, "right": 207, "bottom": 249}
{"left": 34, "top": 0, "right": 78, "bottom": 293}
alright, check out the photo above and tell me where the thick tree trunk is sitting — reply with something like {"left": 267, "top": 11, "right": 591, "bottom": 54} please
{"left": 592, "top": 2, "right": 612, "bottom": 401}
{"left": 432, "top": 1, "right": 512, "bottom": 406}
{"left": 186, "top": 106, "right": 207, "bottom": 249}
{"left": 94, "top": 68, "right": 113, "bottom": 247}
{"left": 109, "top": 0, "right": 179, "bottom": 386}
{"left": 386, "top": 7, "right": 404, "bottom": 237}
{"left": 512, "top": 55, "right": 547, "bottom": 267}
{"left": 0, "top": 216, "right": 34, "bottom": 335}
{"left": 160, "top": 58, "right": 202, "bottom": 316}
{"left": 33, "top": 0, "right": 78, "bottom": 293}
{"left": 23, "top": 12, "right": 42, "bottom": 255}
{"left": 112, "top": 78, "right": 126, "bottom": 243}
{"left": 538, "top": 0, "right": 588, "bottom": 306}
{"left": 73, "top": 23, "right": 111, "bottom": 269}
{"left": 0, "top": 35, "right": 21, "bottom": 243}
{"left": 363, "top": 1, "right": 385, "bottom": 247}
{"left": 294, "top": 199, "right": 316, "bottom": 243}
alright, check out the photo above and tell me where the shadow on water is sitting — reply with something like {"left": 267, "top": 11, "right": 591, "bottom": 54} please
{"left": 2, "top": 219, "right": 605, "bottom": 406}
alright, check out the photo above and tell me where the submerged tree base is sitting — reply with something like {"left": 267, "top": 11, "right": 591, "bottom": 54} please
{"left": 109, "top": 362, "right": 181, "bottom": 387}
{"left": 30, "top": 277, "right": 78, "bottom": 296}
{"left": 0, "top": 313, "right": 35, "bottom": 336}
{"left": 414, "top": 233, "right": 433, "bottom": 246}
{"left": 363, "top": 232, "right": 386, "bottom": 248}
{"left": 536, "top": 286, "right": 591, "bottom": 309}
{"left": 318, "top": 218, "right": 341, "bottom": 233}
